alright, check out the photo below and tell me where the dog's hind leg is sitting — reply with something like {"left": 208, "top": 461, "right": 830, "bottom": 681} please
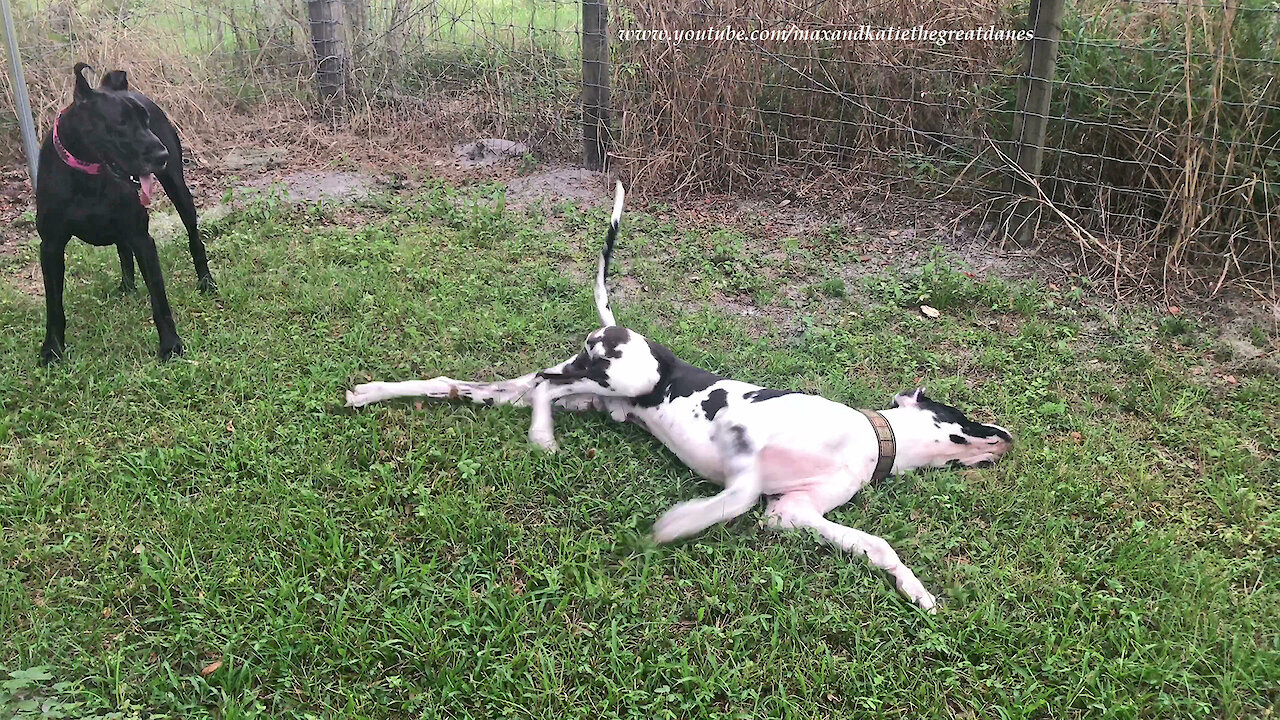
{"left": 157, "top": 170, "right": 215, "bottom": 293}
{"left": 651, "top": 422, "right": 764, "bottom": 542}
{"left": 764, "top": 493, "right": 937, "bottom": 613}
{"left": 116, "top": 243, "right": 137, "bottom": 293}
{"left": 127, "top": 234, "right": 183, "bottom": 360}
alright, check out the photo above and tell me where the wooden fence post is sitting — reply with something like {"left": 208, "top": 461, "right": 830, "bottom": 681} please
{"left": 1007, "top": 0, "right": 1066, "bottom": 244}
{"left": 308, "top": 0, "right": 348, "bottom": 114}
{"left": 582, "top": 0, "right": 610, "bottom": 171}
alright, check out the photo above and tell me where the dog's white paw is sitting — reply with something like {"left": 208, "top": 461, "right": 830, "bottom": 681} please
{"left": 650, "top": 510, "right": 688, "bottom": 545}
{"left": 529, "top": 432, "right": 559, "bottom": 453}
{"left": 899, "top": 578, "right": 938, "bottom": 614}
{"left": 346, "top": 382, "right": 385, "bottom": 408}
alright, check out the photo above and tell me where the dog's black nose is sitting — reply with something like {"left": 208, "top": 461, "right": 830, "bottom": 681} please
{"left": 147, "top": 147, "right": 170, "bottom": 168}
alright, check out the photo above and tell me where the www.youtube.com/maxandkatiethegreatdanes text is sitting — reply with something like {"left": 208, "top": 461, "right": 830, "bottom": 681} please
{"left": 617, "top": 25, "right": 1035, "bottom": 47}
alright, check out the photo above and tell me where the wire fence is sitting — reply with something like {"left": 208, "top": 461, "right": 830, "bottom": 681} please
{"left": 0, "top": 0, "right": 1276, "bottom": 292}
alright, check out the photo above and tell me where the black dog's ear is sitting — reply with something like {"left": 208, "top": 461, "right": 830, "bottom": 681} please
{"left": 73, "top": 62, "right": 96, "bottom": 101}
{"left": 100, "top": 70, "right": 129, "bottom": 91}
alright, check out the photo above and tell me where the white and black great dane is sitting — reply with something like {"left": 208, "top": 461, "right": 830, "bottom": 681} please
{"left": 346, "top": 183, "right": 1014, "bottom": 611}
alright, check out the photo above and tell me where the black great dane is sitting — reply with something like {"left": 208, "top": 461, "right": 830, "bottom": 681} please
{"left": 35, "top": 63, "right": 215, "bottom": 364}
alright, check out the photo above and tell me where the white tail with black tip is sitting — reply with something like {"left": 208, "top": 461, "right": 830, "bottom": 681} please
{"left": 595, "top": 181, "right": 625, "bottom": 326}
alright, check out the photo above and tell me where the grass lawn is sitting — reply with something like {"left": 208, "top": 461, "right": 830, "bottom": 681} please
{"left": 1, "top": 182, "right": 1277, "bottom": 719}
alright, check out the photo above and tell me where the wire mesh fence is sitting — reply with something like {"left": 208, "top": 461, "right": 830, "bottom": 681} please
{"left": 1041, "top": 0, "right": 1280, "bottom": 288}
{"left": 0, "top": 0, "right": 312, "bottom": 153}
{"left": 0, "top": 0, "right": 1276, "bottom": 292}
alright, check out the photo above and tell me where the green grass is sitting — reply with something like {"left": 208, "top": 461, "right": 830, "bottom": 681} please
{"left": 1, "top": 181, "right": 1278, "bottom": 719}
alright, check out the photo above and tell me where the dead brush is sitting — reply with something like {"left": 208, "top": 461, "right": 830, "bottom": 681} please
{"left": 610, "top": 0, "right": 1022, "bottom": 196}
{"left": 0, "top": 1, "right": 311, "bottom": 166}
{"left": 1044, "top": 0, "right": 1280, "bottom": 294}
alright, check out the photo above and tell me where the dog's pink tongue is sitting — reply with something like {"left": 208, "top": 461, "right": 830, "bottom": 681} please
{"left": 139, "top": 174, "right": 156, "bottom": 207}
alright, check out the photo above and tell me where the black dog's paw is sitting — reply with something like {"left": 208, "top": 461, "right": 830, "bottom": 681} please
{"left": 159, "top": 338, "right": 185, "bottom": 361}
{"left": 118, "top": 280, "right": 138, "bottom": 294}
{"left": 39, "top": 342, "right": 65, "bottom": 366}
{"left": 197, "top": 275, "right": 217, "bottom": 295}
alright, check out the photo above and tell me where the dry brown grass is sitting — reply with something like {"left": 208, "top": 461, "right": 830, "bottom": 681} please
{"left": 610, "top": 0, "right": 1022, "bottom": 195}
{"left": 0, "top": 1, "right": 314, "bottom": 165}
{"left": 606, "top": 0, "right": 1278, "bottom": 295}
{"left": 1034, "top": 0, "right": 1280, "bottom": 295}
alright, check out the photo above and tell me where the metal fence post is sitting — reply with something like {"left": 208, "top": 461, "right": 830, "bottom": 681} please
{"left": 582, "top": 0, "right": 610, "bottom": 171}
{"left": 308, "top": 0, "right": 348, "bottom": 114}
{"left": 1, "top": 0, "right": 39, "bottom": 190}
{"left": 1007, "top": 0, "right": 1065, "bottom": 244}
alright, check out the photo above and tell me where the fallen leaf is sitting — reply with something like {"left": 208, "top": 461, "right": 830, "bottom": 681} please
{"left": 201, "top": 661, "right": 222, "bottom": 677}
{"left": 132, "top": 544, "right": 144, "bottom": 555}
{"left": 586, "top": 448, "right": 597, "bottom": 459}
{"left": 103, "top": 607, "right": 112, "bottom": 618}
{"left": 1168, "top": 305, "right": 1180, "bottom": 315}
{"left": 226, "top": 419, "right": 234, "bottom": 434}
{"left": 1191, "top": 367, "right": 1204, "bottom": 375}
{"left": 414, "top": 401, "right": 423, "bottom": 411}
{"left": 1222, "top": 374, "right": 1238, "bottom": 385}
{"left": 1069, "top": 431, "right": 1082, "bottom": 441}
{"left": 920, "top": 305, "right": 941, "bottom": 319}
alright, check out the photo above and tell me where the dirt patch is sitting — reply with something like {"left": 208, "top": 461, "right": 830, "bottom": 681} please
{"left": 6, "top": 262, "right": 41, "bottom": 296}
{"left": 223, "top": 147, "right": 289, "bottom": 174}
{"left": 241, "top": 170, "right": 375, "bottom": 203}
{"left": 504, "top": 167, "right": 610, "bottom": 210}
{"left": 453, "top": 139, "right": 530, "bottom": 170}
{"left": 1207, "top": 295, "right": 1280, "bottom": 377}
{"left": 0, "top": 170, "right": 34, "bottom": 257}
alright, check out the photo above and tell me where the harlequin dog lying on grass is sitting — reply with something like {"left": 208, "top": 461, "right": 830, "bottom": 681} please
{"left": 346, "top": 184, "right": 1014, "bottom": 611}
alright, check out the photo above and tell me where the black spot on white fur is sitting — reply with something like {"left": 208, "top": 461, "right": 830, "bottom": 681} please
{"left": 539, "top": 352, "right": 612, "bottom": 388}
{"left": 912, "top": 391, "right": 1012, "bottom": 443}
{"left": 598, "top": 326, "right": 630, "bottom": 358}
{"left": 633, "top": 340, "right": 723, "bottom": 407}
{"left": 701, "top": 389, "right": 728, "bottom": 420}
{"left": 743, "top": 388, "right": 799, "bottom": 403}
{"left": 728, "top": 425, "right": 751, "bottom": 454}
{"left": 949, "top": 434, "right": 968, "bottom": 444}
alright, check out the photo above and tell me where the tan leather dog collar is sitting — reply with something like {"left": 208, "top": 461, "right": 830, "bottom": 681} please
{"left": 857, "top": 409, "right": 897, "bottom": 482}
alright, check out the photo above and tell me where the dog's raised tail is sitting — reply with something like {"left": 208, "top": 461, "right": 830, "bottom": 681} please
{"left": 595, "top": 181, "right": 624, "bottom": 326}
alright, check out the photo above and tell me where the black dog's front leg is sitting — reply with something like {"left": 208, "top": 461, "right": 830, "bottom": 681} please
{"left": 128, "top": 233, "right": 184, "bottom": 360}
{"left": 38, "top": 231, "right": 70, "bottom": 365}
{"left": 116, "top": 243, "right": 137, "bottom": 293}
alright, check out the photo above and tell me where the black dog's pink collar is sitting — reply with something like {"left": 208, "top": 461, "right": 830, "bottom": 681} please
{"left": 52, "top": 109, "right": 103, "bottom": 175}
